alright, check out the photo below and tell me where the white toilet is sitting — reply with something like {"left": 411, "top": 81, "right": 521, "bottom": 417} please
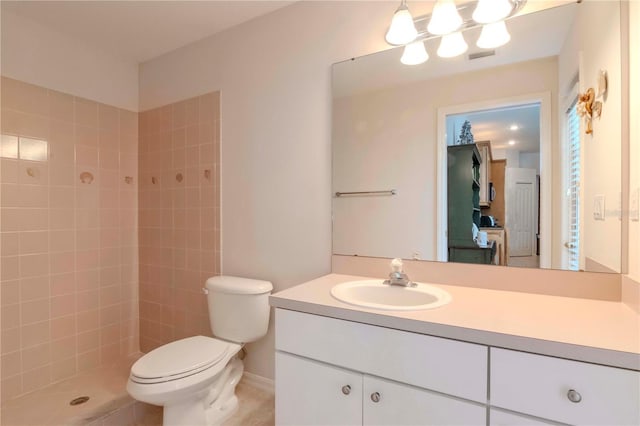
{"left": 127, "top": 276, "right": 273, "bottom": 426}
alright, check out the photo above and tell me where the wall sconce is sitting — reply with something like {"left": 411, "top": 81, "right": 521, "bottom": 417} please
{"left": 577, "top": 72, "right": 607, "bottom": 135}
{"left": 577, "top": 87, "right": 603, "bottom": 135}
{"left": 385, "top": 0, "right": 526, "bottom": 65}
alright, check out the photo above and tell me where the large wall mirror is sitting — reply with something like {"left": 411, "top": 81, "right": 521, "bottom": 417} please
{"left": 332, "top": 1, "right": 623, "bottom": 273}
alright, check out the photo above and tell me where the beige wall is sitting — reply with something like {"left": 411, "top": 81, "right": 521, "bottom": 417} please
{"left": 0, "top": 77, "right": 139, "bottom": 400}
{"left": 580, "top": 1, "right": 622, "bottom": 271}
{"left": 0, "top": 9, "right": 139, "bottom": 111}
{"left": 139, "top": 1, "right": 399, "bottom": 379}
{"left": 557, "top": 0, "right": 623, "bottom": 272}
{"left": 138, "top": 1, "right": 633, "bottom": 379}
{"left": 333, "top": 57, "right": 558, "bottom": 261}
{"left": 138, "top": 93, "right": 220, "bottom": 352}
{"left": 628, "top": 0, "right": 639, "bottom": 282}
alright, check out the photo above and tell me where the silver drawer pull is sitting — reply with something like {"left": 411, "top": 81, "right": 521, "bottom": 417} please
{"left": 341, "top": 385, "right": 351, "bottom": 395}
{"left": 370, "top": 392, "right": 381, "bottom": 403}
{"left": 567, "top": 389, "right": 582, "bottom": 403}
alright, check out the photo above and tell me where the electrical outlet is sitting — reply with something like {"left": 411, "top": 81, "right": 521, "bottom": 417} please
{"left": 631, "top": 187, "right": 640, "bottom": 222}
{"left": 593, "top": 195, "right": 605, "bottom": 221}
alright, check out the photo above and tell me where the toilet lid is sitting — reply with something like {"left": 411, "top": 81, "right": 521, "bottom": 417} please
{"left": 131, "top": 336, "right": 230, "bottom": 382}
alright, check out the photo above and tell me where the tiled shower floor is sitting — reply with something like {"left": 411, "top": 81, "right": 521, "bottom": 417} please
{"left": 0, "top": 354, "right": 275, "bottom": 426}
{"left": 1, "top": 355, "right": 147, "bottom": 425}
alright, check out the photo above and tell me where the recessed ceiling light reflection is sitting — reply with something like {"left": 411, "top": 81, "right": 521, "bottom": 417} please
{"left": 508, "top": 140, "right": 516, "bottom": 145}
{"left": 510, "top": 124, "right": 519, "bottom": 131}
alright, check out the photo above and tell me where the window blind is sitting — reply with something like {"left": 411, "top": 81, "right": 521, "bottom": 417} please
{"left": 566, "top": 101, "right": 581, "bottom": 271}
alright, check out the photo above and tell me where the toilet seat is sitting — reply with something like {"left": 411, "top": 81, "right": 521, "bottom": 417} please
{"left": 130, "top": 336, "right": 233, "bottom": 384}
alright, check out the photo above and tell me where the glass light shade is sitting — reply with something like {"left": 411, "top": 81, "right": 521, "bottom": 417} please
{"left": 477, "top": 21, "right": 511, "bottom": 49}
{"left": 437, "top": 31, "right": 468, "bottom": 58}
{"left": 427, "top": 0, "right": 463, "bottom": 35}
{"left": 472, "top": 0, "right": 512, "bottom": 24}
{"left": 385, "top": 5, "right": 418, "bottom": 45}
{"left": 401, "top": 41, "right": 429, "bottom": 65}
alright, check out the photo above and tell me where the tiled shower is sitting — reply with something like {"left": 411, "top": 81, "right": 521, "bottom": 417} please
{"left": 0, "top": 77, "right": 220, "bottom": 402}
{"left": 138, "top": 93, "right": 220, "bottom": 353}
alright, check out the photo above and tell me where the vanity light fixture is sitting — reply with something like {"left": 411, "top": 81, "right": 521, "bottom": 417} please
{"left": 427, "top": 0, "right": 463, "bottom": 36}
{"left": 472, "top": 0, "right": 513, "bottom": 24}
{"left": 401, "top": 40, "right": 429, "bottom": 65}
{"left": 437, "top": 31, "right": 468, "bottom": 58}
{"left": 385, "top": 0, "right": 418, "bottom": 45}
{"left": 385, "top": 0, "right": 526, "bottom": 64}
{"left": 477, "top": 20, "right": 511, "bottom": 49}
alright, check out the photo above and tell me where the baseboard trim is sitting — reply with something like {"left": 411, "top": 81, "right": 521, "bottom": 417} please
{"left": 584, "top": 257, "right": 619, "bottom": 274}
{"left": 242, "top": 372, "right": 274, "bottom": 393}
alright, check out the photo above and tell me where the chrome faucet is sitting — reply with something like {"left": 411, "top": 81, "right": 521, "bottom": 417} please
{"left": 383, "top": 258, "right": 416, "bottom": 287}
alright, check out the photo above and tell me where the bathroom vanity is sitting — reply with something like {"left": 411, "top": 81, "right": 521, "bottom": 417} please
{"left": 270, "top": 274, "right": 640, "bottom": 426}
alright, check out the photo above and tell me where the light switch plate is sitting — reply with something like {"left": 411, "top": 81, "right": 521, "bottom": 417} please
{"left": 593, "top": 195, "right": 605, "bottom": 221}
{"left": 618, "top": 192, "right": 622, "bottom": 221}
{"left": 631, "top": 187, "right": 640, "bottom": 222}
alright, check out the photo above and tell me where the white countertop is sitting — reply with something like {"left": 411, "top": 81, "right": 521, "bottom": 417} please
{"left": 270, "top": 274, "right": 640, "bottom": 371}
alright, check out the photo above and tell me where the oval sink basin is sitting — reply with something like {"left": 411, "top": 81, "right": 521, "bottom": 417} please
{"left": 331, "top": 280, "right": 451, "bottom": 311}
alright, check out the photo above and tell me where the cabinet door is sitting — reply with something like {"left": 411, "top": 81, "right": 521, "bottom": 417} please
{"left": 479, "top": 146, "right": 489, "bottom": 206}
{"left": 478, "top": 144, "right": 491, "bottom": 206}
{"left": 276, "top": 352, "right": 362, "bottom": 426}
{"left": 363, "top": 375, "right": 485, "bottom": 426}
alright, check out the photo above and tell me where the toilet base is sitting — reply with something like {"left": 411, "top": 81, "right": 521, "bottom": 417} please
{"left": 162, "top": 357, "right": 244, "bottom": 426}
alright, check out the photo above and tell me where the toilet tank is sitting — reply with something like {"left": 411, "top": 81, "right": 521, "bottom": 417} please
{"left": 205, "top": 276, "right": 273, "bottom": 343}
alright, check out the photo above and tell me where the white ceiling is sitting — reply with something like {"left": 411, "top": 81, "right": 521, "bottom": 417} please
{"left": 1, "top": 1, "right": 293, "bottom": 63}
{"left": 448, "top": 104, "right": 541, "bottom": 153}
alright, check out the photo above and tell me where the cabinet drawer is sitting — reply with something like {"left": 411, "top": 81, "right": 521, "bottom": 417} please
{"left": 490, "top": 408, "right": 561, "bottom": 425}
{"left": 276, "top": 309, "right": 487, "bottom": 403}
{"left": 490, "top": 348, "right": 640, "bottom": 425}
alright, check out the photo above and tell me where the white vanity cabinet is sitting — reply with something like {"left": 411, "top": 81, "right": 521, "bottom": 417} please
{"left": 274, "top": 308, "right": 640, "bottom": 426}
{"left": 275, "top": 309, "right": 487, "bottom": 426}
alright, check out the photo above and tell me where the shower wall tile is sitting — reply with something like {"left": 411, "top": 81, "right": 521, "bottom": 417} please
{"left": 0, "top": 77, "right": 139, "bottom": 401}
{"left": 21, "top": 321, "right": 50, "bottom": 348}
{"left": 138, "top": 92, "right": 220, "bottom": 353}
